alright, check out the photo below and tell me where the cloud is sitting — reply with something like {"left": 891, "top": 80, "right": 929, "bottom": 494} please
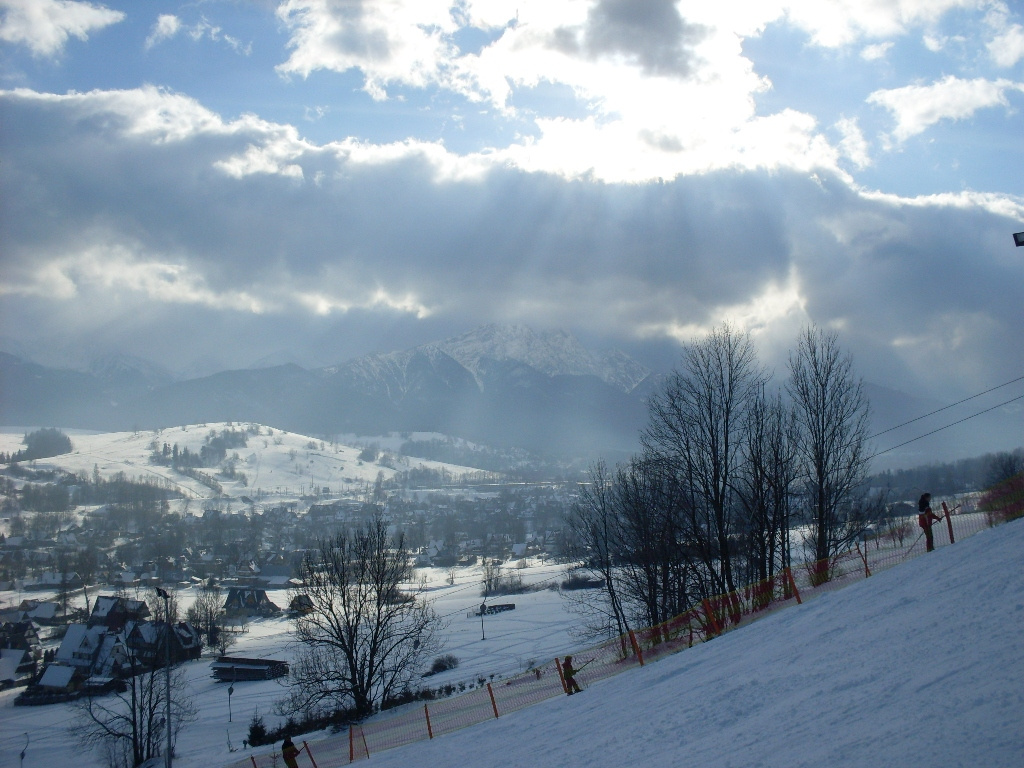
{"left": 144, "top": 12, "right": 251, "bottom": 55}
{"left": 778, "top": 0, "right": 978, "bottom": 48}
{"left": 559, "top": 0, "right": 707, "bottom": 77}
{"left": 834, "top": 116, "right": 871, "bottom": 168}
{"left": 0, "top": 0, "right": 123, "bottom": 57}
{"left": 145, "top": 14, "right": 181, "bottom": 50}
{"left": 867, "top": 75, "right": 1024, "bottom": 142}
{"left": 988, "top": 23, "right": 1024, "bottom": 67}
{"left": 1, "top": 84, "right": 1021, "bottom": 392}
{"left": 275, "top": 0, "right": 459, "bottom": 98}
{"left": 860, "top": 41, "right": 893, "bottom": 60}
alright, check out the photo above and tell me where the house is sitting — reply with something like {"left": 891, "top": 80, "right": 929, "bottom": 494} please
{"left": 18, "top": 599, "right": 59, "bottom": 624}
{"left": 0, "top": 621, "right": 42, "bottom": 662}
{"left": 55, "top": 624, "right": 130, "bottom": 677}
{"left": 124, "top": 620, "right": 202, "bottom": 667}
{"left": 88, "top": 595, "right": 151, "bottom": 630}
{"left": 36, "top": 663, "right": 78, "bottom": 694}
{"left": 0, "top": 648, "right": 35, "bottom": 688}
{"left": 223, "top": 588, "right": 280, "bottom": 617}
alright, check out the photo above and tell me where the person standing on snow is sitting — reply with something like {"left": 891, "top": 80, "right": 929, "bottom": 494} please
{"left": 281, "top": 736, "right": 300, "bottom": 768}
{"left": 562, "top": 655, "right": 582, "bottom": 695}
{"left": 918, "top": 493, "right": 942, "bottom": 552}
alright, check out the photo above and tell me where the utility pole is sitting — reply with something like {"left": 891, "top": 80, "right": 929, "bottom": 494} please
{"left": 156, "top": 587, "right": 172, "bottom": 768}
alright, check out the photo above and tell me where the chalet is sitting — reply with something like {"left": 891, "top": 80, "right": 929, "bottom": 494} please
{"left": 223, "top": 587, "right": 281, "bottom": 617}
{"left": 124, "top": 621, "right": 202, "bottom": 667}
{"left": 17, "top": 599, "right": 59, "bottom": 624}
{"left": 36, "top": 663, "right": 79, "bottom": 694}
{"left": 0, "top": 648, "right": 35, "bottom": 688}
{"left": 0, "top": 621, "right": 42, "bottom": 662}
{"left": 88, "top": 595, "right": 151, "bottom": 630}
{"left": 55, "top": 624, "right": 130, "bottom": 678}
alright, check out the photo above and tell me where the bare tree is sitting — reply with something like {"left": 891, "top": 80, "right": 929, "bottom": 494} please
{"left": 787, "top": 326, "right": 873, "bottom": 583}
{"left": 612, "top": 455, "right": 691, "bottom": 630}
{"left": 563, "top": 460, "right": 632, "bottom": 644}
{"left": 185, "top": 584, "right": 223, "bottom": 649}
{"left": 735, "top": 385, "right": 799, "bottom": 591}
{"left": 286, "top": 515, "right": 443, "bottom": 717}
{"left": 642, "top": 323, "right": 766, "bottom": 606}
{"left": 75, "top": 646, "right": 197, "bottom": 768}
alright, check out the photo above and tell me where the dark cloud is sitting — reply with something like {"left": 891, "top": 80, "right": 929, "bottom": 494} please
{"left": 1, "top": 88, "right": 1021, "bottom": 406}
{"left": 554, "top": 0, "right": 707, "bottom": 77}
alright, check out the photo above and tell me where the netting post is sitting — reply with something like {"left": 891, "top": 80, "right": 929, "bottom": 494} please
{"left": 302, "top": 741, "right": 319, "bottom": 768}
{"left": 250, "top": 757, "right": 258, "bottom": 768}
{"left": 942, "top": 502, "right": 956, "bottom": 544}
{"left": 424, "top": 703, "right": 434, "bottom": 739}
{"left": 628, "top": 629, "right": 645, "bottom": 666}
{"left": 555, "top": 656, "right": 567, "bottom": 692}
{"left": 855, "top": 542, "right": 871, "bottom": 578}
{"left": 784, "top": 568, "right": 802, "bottom": 604}
{"left": 349, "top": 726, "right": 354, "bottom": 763}
{"left": 701, "top": 599, "right": 721, "bottom": 637}
{"left": 486, "top": 682, "right": 500, "bottom": 718}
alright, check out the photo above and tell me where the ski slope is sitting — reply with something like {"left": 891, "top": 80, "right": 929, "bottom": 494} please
{"left": 261, "top": 517, "right": 1024, "bottom": 768}
{"left": 2, "top": 517, "right": 1022, "bottom": 768}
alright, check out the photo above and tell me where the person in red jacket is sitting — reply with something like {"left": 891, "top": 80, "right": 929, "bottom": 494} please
{"left": 918, "top": 493, "right": 941, "bottom": 552}
{"left": 281, "top": 736, "right": 300, "bottom": 768}
{"left": 562, "top": 655, "right": 582, "bottom": 695}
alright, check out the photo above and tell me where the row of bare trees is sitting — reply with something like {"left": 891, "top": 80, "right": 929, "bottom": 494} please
{"left": 566, "top": 324, "right": 880, "bottom": 641}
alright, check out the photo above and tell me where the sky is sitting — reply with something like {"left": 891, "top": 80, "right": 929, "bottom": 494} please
{"left": 1, "top": 0, "right": 1023, "bottom": 405}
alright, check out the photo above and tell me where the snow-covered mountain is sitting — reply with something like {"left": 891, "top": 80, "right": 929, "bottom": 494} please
{"left": 429, "top": 323, "right": 650, "bottom": 392}
{"left": 0, "top": 325, "right": 653, "bottom": 459}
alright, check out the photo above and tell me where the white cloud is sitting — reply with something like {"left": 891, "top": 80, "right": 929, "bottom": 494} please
{"left": 835, "top": 116, "right": 871, "bottom": 168}
{"left": 0, "top": 0, "right": 123, "bottom": 57}
{"left": 860, "top": 41, "right": 893, "bottom": 60}
{"left": 867, "top": 75, "right": 1023, "bottom": 142}
{"left": 145, "top": 14, "right": 181, "bottom": 50}
{"left": 778, "top": 0, "right": 980, "bottom": 48}
{"left": 988, "top": 23, "right": 1024, "bottom": 67}
{"left": 275, "top": 0, "right": 460, "bottom": 98}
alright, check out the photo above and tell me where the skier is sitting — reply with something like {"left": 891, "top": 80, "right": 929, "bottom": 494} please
{"left": 918, "top": 493, "right": 941, "bottom": 552}
{"left": 281, "top": 736, "right": 300, "bottom": 768}
{"left": 562, "top": 655, "right": 582, "bottom": 695}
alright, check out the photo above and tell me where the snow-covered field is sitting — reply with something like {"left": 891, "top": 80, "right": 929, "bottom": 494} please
{"left": 0, "top": 558, "right": 576, "bottom": 768}
{"left": 2, "top": 424, "right": 1021, "bottom": 767}
{"left": 274, "top": 517, "right": 1024, "bottom": 768}
{"left": 3, "top": 519, "right": 1022, "bottom": 768}
{"left": 0, "top": 424, "right": 485, "bottom": 503}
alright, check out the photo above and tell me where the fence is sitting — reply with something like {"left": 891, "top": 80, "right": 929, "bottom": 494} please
{"left": 230, "top": 503, "right": 994, "bottom": 768}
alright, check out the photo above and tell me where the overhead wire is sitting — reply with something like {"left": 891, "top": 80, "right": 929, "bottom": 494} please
{"left": 869, "top": 391, "right": 1024, "bottom": 460}
{"left": 868, "top": 373, "right": 1024, "bottom": 440}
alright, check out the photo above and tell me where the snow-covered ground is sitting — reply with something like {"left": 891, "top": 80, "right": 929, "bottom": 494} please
{"left": 3, "top": 518, "right": 1022, "bottom": 768}
{"left": 0, "top": 424, "right": 485, "bottom": 504}
{"left": 336, "top": 517, "right": 1024, "bottom": 768}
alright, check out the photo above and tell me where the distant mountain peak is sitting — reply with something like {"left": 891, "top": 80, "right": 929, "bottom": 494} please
{"left": 426, "top": 323, "right": 650, "bottom": 392}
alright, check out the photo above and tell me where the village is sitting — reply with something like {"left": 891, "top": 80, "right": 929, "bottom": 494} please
{"left": 0, "top": 444, "right": 576, "bottom": 705}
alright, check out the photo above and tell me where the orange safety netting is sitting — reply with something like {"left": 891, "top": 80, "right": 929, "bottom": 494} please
{"left": 229, "top": 508, "right": 993, "bottom": 768}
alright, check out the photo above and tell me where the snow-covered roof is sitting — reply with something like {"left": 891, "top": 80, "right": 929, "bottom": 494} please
{"left": 38, "top": 664, "right": 75, "bottom": 689}
{"left": 0, "top": 648, "right": 26, "bottom": 682}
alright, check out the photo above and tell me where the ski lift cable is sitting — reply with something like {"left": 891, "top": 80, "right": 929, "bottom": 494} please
{"left": 869, "top": 392, "right": 1024, "bottom": 461}
{"left": 867, "top": 373, "right": 1024, "bottom": 440}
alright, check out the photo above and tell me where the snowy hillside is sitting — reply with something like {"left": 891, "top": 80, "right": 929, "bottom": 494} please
{"left": 250, "top": 518, "right": 1024, "bottom": 768}
{"left": 1, "top": 517, "right": 1021, "bottom": 768}
{"left": 0, "top": 424, "right": 485, "bottom": 503}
